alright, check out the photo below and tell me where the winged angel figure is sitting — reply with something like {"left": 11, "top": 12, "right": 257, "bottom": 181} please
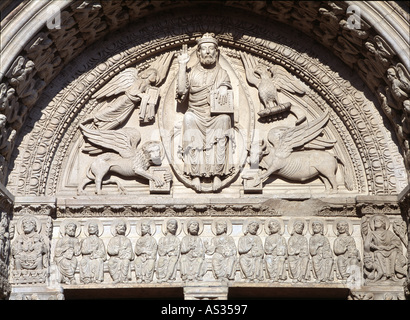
{"left": 83, "top": 52, "right": 174, "bottom": 128}
{"left": 240, "top": 52, "right": 307, "bottom": 122}
{"left": 244, "top": 110, "right": 354, "bottom": 192}
{"left": 77, "top": 125, "right": 171, "bottom": 195}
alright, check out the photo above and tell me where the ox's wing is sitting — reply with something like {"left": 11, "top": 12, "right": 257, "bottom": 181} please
{"left": 271, "top": 109, "right": 331, "bottom": 159}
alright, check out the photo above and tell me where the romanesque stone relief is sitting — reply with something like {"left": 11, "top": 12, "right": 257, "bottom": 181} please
{"left": 72, "top": 32, "right": 357, "bottom": 195}
{"left": 175, "top": 34, "right": 237, "bottom": 192}
{"left": 54, "top": 220, "right": 81, "bottom": 285}
{"left": 79, "top": 220, "right": 106, "bottom": 284}
{"left": 5, "top": 214, "right": 397, "bottom": 290}
{"left": 240, "top": 52, "right": 307, "bottom": 122}
{"left": 10, "top": 215, "right": 50, "bottom": 284}
{"left": 244, "top": 110, "right": 353, "bottom": 193}
{"left": 107, "top": 219, "right": 133, "bottom": 284}
{"left": 238, "top": 219, "right": 264, "bottom": 282}
{"left": 77, "top": 126, "right": 171, "bottom": 195}
{"left": 10, "top": 19, "right": 407, "bottom": 196}
{"left": 264, "top": 218, "right": 287, "bottom": 282}
{"left": 333, "top": 219, "right": 361, "bottom": 283}
{"left": 75, "top": 50, "right": 175, "bottom": 195}
{"left": 378, "top": 63, "right": 410, "bottom": 167}
{"left": 287, "top": 218, "right": 310, "bottom": 283}
{"left": 180, "top": 219, "right": 206, "bottom": 282}
{"left": 309, "top": 219, "right": 334, "bottom": 283}
{"left": 82, "top": 52, "right": 174, "bottom": 128}
{"left": 1, "top": 2, "right": 406, "bottom": 198}
{"left": 134, "top": 219, "right": 157, "bottom": 283}
{"left": 205, "top": 219, "right": 237, "bottom": 281}
{"left": 361, "top": 214, "right": 407, "bottom": 284}
{"left": 156, "top": 219, "right": 181, "bottom": 283}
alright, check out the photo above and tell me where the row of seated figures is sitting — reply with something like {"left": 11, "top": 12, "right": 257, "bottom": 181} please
{"left": 9, "top": 214, "right": 407, "bottom": 286}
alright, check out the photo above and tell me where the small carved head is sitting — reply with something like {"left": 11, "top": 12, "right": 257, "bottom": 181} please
{"left": 254, "top": 64, "right": 273, "bottom": 79}
{"left": 142, "top": 141, "right": 162, "bottom": 166}
{"left": 141, "top": 221, "right": 151, "bottom": 236}
{"left": 140, "top": 68, "right": 158, "bottom": 84}
{"left": 292, "top": 220, "right": 305, "bottom": 235}
{"left": 187, "top": 220, "right": 200, "bottom": 235}
{"left": 248, "top": 139, "right": 269, "bottom": 166}
{"left": 336, "top": 220, "right": 350, "bottom": 236}
{"left": 197, "top": 33, "right": 219, "bottom": 66}
{"left": 267, "top": 219, "right": 281, "bottom": 235}
{"left": 166, "top": 219, "right": 178, "bottom": 235}
{"left": 115, "top": 221, "right": 127, "bottom": 236}
{"left": 65, "top": 222, "right": 78, "bottom": 237}
{"left": 386, "top": 67, "right": 397, "bottom": 82}
{"left": 311, "top": 220, "right": 324, "bottom": 235}
{"left": 246, "top": 220, "right": 260, "bottom": 235}
{"left": 87, "top": 222, "right": 99, "bottom": 236}
{"left": 215, "top": 220, "right": 227, "bottom": 236}
{"left": 21, "top": 216, "right": 37, "bottom": 234}
{"left": 373, "top": 215, "right": 387, "bottom": 230}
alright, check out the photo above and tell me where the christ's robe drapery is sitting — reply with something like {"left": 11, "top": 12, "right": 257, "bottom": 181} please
{"left": 177, "top": 63, "right": 235, "bottom": 178}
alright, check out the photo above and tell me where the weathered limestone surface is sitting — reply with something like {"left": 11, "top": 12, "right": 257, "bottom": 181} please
{"left": 0, "top": 1, "right": 409, "bottom": 300}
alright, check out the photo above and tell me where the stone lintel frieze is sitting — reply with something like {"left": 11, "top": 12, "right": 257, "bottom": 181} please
{"left": 50, "top": 194, "right": 407, "bottom": 218}
{"left": 13, "top": 196, "right": 56, "bottom": 217}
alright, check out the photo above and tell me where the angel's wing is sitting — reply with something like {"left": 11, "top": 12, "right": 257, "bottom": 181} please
{"left": 151, "top": 52, "right": 175, "bottom": 86}
{"left": 92, "top": 67, "right": 139, "bottom": 100}
{"left": 79, "top": 124, "right": 141, "bottom": 158}
{"left": 270, "top": 64, "right": 306, "bottom": 95}
{"left": 268, "top": 109, "right": 330, "bottom": 159}
{"left": 240, "top": 52, "right": 261, "bottom": 88}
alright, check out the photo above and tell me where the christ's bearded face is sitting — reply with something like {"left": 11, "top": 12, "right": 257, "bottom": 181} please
{"left": 198, "top": 43, "right": 217, "bottom": 66}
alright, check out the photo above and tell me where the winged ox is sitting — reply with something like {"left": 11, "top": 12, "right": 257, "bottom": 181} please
{"left": 244, "top": 110, "right": 354, "bottom": 192}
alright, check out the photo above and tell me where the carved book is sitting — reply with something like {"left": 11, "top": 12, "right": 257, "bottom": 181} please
{"left": 210, "top": 89, "right": 234, "bottom": 115}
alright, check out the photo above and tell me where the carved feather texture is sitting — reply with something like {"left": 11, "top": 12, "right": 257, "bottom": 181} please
{"left": 93, "top": 68, "right": 139, "bottom": 100}
{"left": 267, "top": 109, "right": 331, "bottom": 159}
{"left": 241, "top": 52, "right": 306, "bottom": 95}
{"left": 79, "top": 124, "right": 141, "bottom": 159}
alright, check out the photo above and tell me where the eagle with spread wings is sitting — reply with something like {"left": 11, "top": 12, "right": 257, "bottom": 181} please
{"left": 83, "top": 52, "right": 174, "bottom": 129}
{"left": 240, "top": 52, "right": 307, "bottom": 122}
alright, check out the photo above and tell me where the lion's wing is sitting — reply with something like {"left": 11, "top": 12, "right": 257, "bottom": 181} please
{"left": 79, "top": 124, "right": 140, "bottom": 158}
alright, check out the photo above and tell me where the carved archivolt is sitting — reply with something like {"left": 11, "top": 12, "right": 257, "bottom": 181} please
{"left": 6, "top": 12, "right": 406, "bottom": 197}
